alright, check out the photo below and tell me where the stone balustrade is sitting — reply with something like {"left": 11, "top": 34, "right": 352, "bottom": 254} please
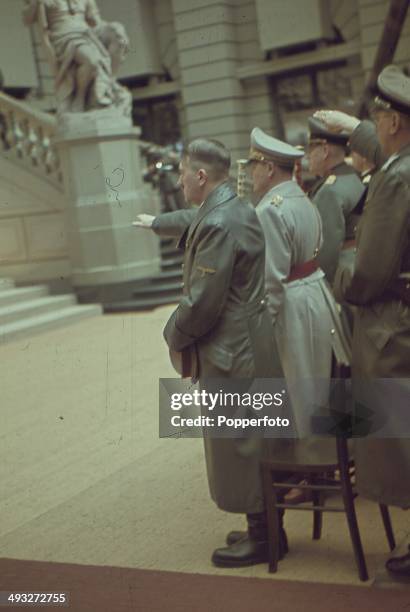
{"left": 0, "top": 92, "right": 160, "bottom": 290}
{"left": 0, "top": 92, "right": 62, "bottom": 189}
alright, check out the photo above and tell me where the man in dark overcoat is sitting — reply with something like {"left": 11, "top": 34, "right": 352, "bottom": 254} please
{"left": 134, "top": 138, "right": 284, "bottom": 567}
{"left": 316, "top": 64, "right": 410, "bottom": 576}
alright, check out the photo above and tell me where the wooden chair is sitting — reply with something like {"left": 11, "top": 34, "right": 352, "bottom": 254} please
{"left": 261, "top": 436, "right": 396, "bottom": 582}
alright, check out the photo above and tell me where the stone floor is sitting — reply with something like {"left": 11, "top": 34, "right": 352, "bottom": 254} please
{"left": 1, "top": 306, "right": 409, "bottom": 588}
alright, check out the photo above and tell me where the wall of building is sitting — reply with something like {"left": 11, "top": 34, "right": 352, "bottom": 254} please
{"left": 172, "top": 0, "right": 246, "bottom": 162}
{"left": 9, "top": 0, "right": 410, "bottom": 121}
{"left": 358, "top": 0, "right": 410, "bottom": 74}
{"left": 0, "top": 157, "right": 69, "bottom": 282}
{"left": 98, "top": 0, "right": 163, "bottom": 79}
{"left": 235, "top": 0, "right": 276, "bottom": 160}
{"left": 2, "top": 0, "right": 410, "bottom": 288}
{"left": 29, "top": 20, "right": 56, "bottom": 112}
{"left": 0, "top": 0, "right": 38, "bottom": 89}
{"left": 152, "top": 0, "right": 186, "bottom": 137}
{"left": 3, "top": 1, "right": 410, "bottom": 173}
{"left": 153, "top": 0, "right": 181, "bottom": 82}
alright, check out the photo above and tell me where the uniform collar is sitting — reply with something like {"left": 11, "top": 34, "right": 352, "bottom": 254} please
{"left": 200, "top": 181, "right": 235, "bottom": 213}
{"left": 184, "top": 181, "right": 236, "bottom": 246}
{"left": 381, "top": 141, "right": 410, "bottom": 171}
{"left": 327, "top": 161, "right": 356, "bottom": 177}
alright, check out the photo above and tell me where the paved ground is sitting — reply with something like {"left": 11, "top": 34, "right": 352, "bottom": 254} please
{"left": 1, "top": 307, "right": 409, "bottom": 587}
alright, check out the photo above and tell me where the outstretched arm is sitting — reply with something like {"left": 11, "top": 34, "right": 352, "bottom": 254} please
{"left": 133, "top": 209, "right": 196, "bottom": 238}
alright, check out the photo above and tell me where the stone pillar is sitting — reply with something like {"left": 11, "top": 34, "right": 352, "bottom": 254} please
{"left": 55, "top": 112, "right": 161, "bottom": 304}
{"left": 172, "top": 0, "right": 249, "bottom": 162}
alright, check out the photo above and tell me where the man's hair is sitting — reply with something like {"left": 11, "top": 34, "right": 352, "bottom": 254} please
{"left": 183, "top": 138, "right": 230, "bottom": 180}
{"left": 398, "top": 111, "right": 410, "bottom": 130}
{"left": 273, "top": 161, "right": 294, "bottom": 174}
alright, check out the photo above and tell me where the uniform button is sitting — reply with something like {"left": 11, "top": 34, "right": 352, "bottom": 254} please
{"left": 331, "top": 328, "right": 335, "bottom": 335}
{"left": 406, "top": 282, "right": 410, "bottom": 290}
{"left": 261, "top": 299, "right": 265, "bottom": 305}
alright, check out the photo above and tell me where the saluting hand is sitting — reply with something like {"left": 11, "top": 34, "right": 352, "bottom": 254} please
{"left": 132, "top": 214, "right": 155, "bottom": 229}
{"left": 314, "top": 110, "right": 360, "bottom": 135}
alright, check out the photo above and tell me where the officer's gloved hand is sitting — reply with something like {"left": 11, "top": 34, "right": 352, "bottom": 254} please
{"left": 314, "top": 110, "right": 360, "bottom": 135}
{"left": 132, "top": 214, "right": 155, "bottom": 229}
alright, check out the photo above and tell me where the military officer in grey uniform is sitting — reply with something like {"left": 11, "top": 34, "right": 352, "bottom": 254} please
{"left": 316, "top": 64, "right": 410, "bottom": 576}
{"left": 134, "top": 137, "right": 284, "bottom": 568}
{"left": 246, "top": 128, "right": 349, "bottom": 441}
{"left": 307, "top": 117, "right": 365, "bottom": 284}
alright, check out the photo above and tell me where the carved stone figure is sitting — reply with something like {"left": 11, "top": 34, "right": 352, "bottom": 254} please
{"left": 23, "top": 0, "right": 131, "bottom": 116}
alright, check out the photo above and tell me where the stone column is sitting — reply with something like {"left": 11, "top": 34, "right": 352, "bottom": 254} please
{"left": 172, "top": 0, "right": 249, "bottom": 161}
{"left": 55, "top": 112, "right": 161, "bottom": 304}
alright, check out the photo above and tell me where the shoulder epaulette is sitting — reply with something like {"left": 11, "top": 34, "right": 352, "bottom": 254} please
{"left": 271, "top": 195, "right": 284, "bottom": 206}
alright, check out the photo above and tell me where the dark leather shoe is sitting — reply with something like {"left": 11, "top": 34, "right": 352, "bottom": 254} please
{"left": 213, "top": 530, "right": 288, "bottom": 568}
{"left": 386, "top": 545, "right": 410, "bottom": 577}
{"left": 226, "top": 528, "right": 289, "bottom": 551}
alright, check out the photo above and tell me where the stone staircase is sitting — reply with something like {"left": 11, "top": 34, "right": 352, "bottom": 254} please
{"left": 0, "top": 278, "right": 102, "bottom": 345}
{"left": 104, "top": 237, "right": 183, "bottom": 312}
{"left": 0, "top": 90, "right": 182, "bottom": 317}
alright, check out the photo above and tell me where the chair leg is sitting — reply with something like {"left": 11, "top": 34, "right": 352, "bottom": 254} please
{"left": 337, "top": 437, "right": 369, "bottom": 582}
{"left": 262, "top": 465, "right": 280, "bottom": 573}
{"left": 379, "top": 504, "right": 396, "bottom": 551}
{"left": 311, "top": 475, "right": 323, "bottom": 540}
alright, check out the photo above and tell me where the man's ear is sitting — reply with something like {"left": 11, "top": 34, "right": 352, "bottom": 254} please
{"left": 197, "top": 168, "right": 208, "bottom": 186}
{"left": 390, "top": 112, "right": 401, "bottom": 135}
{"left": 267, "top": 162, "right": 275, "bottom": 178}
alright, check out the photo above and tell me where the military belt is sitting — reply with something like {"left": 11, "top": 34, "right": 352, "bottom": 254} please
{"left": 342, "top": 239, "right": 356, "bottom": 251}
{"left": 286, "top": 259, "right": 319, "bottom": 283}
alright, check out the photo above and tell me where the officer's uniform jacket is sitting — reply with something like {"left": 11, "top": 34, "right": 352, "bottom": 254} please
{"left": 310, "top": 162, "right": 365, "bottom": 283}
{"left": 334, "top": 120, "right": 410, "bottom": 507}
{"left": 152, "top": 181, "right": 282, "bottom": 513}
{"left": 255, "top": 180, "right": 349, "bottom": 438}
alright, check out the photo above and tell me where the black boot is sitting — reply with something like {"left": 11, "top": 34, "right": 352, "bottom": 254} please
{"left": 226, "top": 530, "right": 247, "bottom": 545}
{"left": 386, "top": 545, "right": 410, "bottom": 577}
{"left": 226, "top": 507, "right": 288, "bottom": 549}
{"left": 212, "top": 512, "right": 288, "bottom": 568}
{"left": 226, "top": 527, "right": 288, "bottom": 551}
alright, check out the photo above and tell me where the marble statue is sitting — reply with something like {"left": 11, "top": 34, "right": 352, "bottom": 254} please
{"left": 23, "top": 0, "right": 131, "bottom": 116}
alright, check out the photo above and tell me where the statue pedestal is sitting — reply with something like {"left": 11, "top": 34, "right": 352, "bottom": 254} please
{"left": 55, "top": 112, "right": 161, "bottom": 304}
